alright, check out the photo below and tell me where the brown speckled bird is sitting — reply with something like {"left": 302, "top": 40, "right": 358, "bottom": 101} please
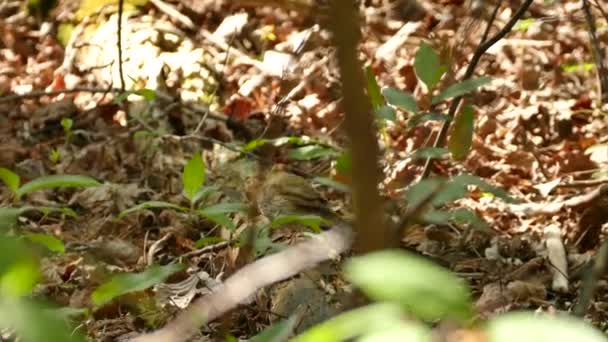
{"left": 249, "top": 167, "right": 336, "bottom": 221}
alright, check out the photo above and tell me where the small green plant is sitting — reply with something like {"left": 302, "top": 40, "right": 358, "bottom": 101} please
{"left": 118, "top": 153, "right": 246, "bottom": 231}
{"left": 49, "top": 148, "right": 61, "bottom": 164}
{"left": 0, "top": 167, "right": 99, "bottom": 202}
{"left": 60, "top": 117, "right": 73, "bottom": 143}
{"left": 283, "top": 249, "right": 606, "bottom": 342}
{"left": 366, "top": 42, "right": 492, "bottom": 161}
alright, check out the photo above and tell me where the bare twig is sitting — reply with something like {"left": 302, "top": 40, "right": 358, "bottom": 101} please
{"left": 420, "top": 0, "right": 534, "bottom": 179}
{"left": 582, "top": 0, "right": 608, "bottom": 105}
{"left": 117, "top": 0, "right": 126, "bottom": 91}
{"left": 0, "top": 87, "right": 117, "bottom": 103}
{"left": 505, "top": 184, "right": 608, "bottom": 216}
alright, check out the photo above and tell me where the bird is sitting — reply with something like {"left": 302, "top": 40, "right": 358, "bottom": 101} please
{"left": 249, "top": 167, "right": 337, "bottom": 222}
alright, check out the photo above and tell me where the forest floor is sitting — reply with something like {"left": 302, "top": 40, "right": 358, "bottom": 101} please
{"left": 2, "top": 0, "right": 608, "bottom": 340}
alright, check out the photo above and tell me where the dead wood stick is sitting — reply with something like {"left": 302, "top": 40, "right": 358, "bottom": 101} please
{"left": 130, "top": 223, "right": 354, "bottom": 342}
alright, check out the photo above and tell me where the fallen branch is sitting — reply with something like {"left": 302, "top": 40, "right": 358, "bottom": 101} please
{"left": 131, "top": 223, "right": 354, "bottom": 342}
{"left": 505, "top": 184, "right": 608, "bottom": 216}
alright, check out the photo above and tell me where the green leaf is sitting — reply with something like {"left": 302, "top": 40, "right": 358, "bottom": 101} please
{"left": 198, "top": 202, "right": 247, "bottom": 216}
{"left": 243, "top": 139, "right": 268, "bottom": 151}
{"left": 194, "top": 236, "right": 226, "bottom": 248}
{"left": 447, "top": 104, "right": 475, "bottom": 161}
{"left": 486, "top": 312, "right": 606, "bottom": 342}
{"left": 359, "top": 325, "right": 432, "bottom": 342}
{"left": 403, "top": 178, "right": 445, "bottom": 210}
{"left": 192, "top": 185, "right": 220, "bottom": 207}
{"left": 382, "top": 87, "right": 418, "bottom": 113}
{"left": 182, "top": 153, "right": 205, "bottom": 203}
{"left": 0, "top": 167, "right": 20, "bottom": 194}
{"left": 345, "top": 250, "right": 473, "bottom": 323}
{"left": 135, "top": 88, "right": 156, "bottom": 101}
{"left": 15, "top": 175, "right": 99, "bottom": 200}
{"left": 0, "top": 207, "right": 29, "bottom": 232}
{"left": 289, "top": 145, "right": 339, "bottom": 161}
{"left": 117, "top": 201, "right": 187, "bottom": 219}
{"left": 365, "top": 66, "right": 384, "bottom": 109}
{"left": 292, "top": 303, "right": 408, "bottom": 342}
{"left": 449, "top": 208, "right": 489, "bottom": 231}
{"left": 1, "top": 258, "right": 39, "bottom": 297}
{"left": 25, "top": 234, "right": 65, "bottom": 253}
{"left": 0, "top": 298, "right": 85, "bottom": 342}
{"left": 91, "top": 264, "right": 183, "bottom": 307}
{"left": 251, "top": 315, "right": 299, "bottom": 342}
{"left": 60, "top": 117, "right": 73, "bottom": 131}
{"left": 313, "top": 177, "right": 350, "bottom": 193}
{"left": 375, "top": 105, "right": 397, "bottom": 121}
{"left": 407, "top": 112, "right": 450, "bottom": 127}
{"left": 451, "top": 174, "right": 516, "bottom": 203}
{"left": 270, "top": 214, "right": 330, "bottom": 232}
{"left": 198, "top": 203, "right": 247, "bottom": 230}
{"left": 432, "top": 76, "right": 492, "bottom": 104}
{"left": 414, "top": 42, "right": 445, "bottom": 90}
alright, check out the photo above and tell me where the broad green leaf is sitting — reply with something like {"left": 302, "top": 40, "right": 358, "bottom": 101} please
{"left": 432, "top": 77, "right": 492, "bottom": 104}
{"left": 251, "top": 315, "right": 299, "bottom": 342}
{"left": 414, "top": 42, "right": 445, "bottom": 90}
{"left": 25, "top": 234, "right": 65, "bottom": 253}
{"left": 288, "top": 145, "right": 339, "bottom": 161}
{"left": 293, "top": 303, "right": 406, "bottom": 342}
{"left": 92, "top": 263, "right": 183, "bottom": 307}
{"left": 403, "top": 178, "right": 444, "bottom": 210}
{"left": 15, "top": 175, "right": 99, "bottom": 200}
{"left": 313, "top": 177, "right": 350, "bottom": 193}
{"left": 359, "top": 325, "right": 432, "bottom": 342}
{"left": 447, "top": 104, "right": 474, "bottom": 160}
{"left": 194, "top": 236, "right": 226, "bottom": 248}
{"left": 117, "top": 201, "right": 187, "bottom": 219}
{"left": 345, "top": 250, "right": 473, "bottom": 323}
{"left": 192, "top": 185, "right": 220, "bottom": 207}
{"left": 420, "top": 209, "right": 452, "bottom": 225}
{"left": 365, "top": 66, "right": 384, "bottom": 109}
{"left": 1, "top": 259, "right": 39, "bottom": 297}
{"left": 0, "top": 297, "right": 85, "bottom": 342}
{"left": 407, "top": 112, "right": 450, "bottom": 127}
{"left": 135, "top": 88, "right": 156, "bottom": 101}
{"left": 486, "top": 312, "right": 606, "bottom": 342}
{"left": 203, "top": 213, "right": 234, "bottom": 230}
{"left": 198, "top": 202, "right": 247, "bottom": 216}
{"left": 409, "top": 147, "right": 449, "bottom": 160}
{"left": 0, "top": 167, "right": 20, "bottom": 194}
{"left": 0, "top": 207, "right": 29, "bottom": 232}
{"left": 0, "top": 236, "right": 31, "bottom": 276}
{"left": 375, "top": 105, "right": 397, "bottom": 121}
{"left": 36, "top": 206, "right": 78, "bottom": 218}
{"left": 449, "top": 208, "right": 489, "bottom": 231}
{"left": 270, "top": 214, "right": 330, "bottom": 232}
{"left": 198, "top": 203, "right": 247, "bottom": 230}
{"left": 243, "top": 139, "right": 268, "bottom": 151}
{"left": 382, "top": 87, "right": 418, "bottom": 113}
{"left": 183, "top": 153, "right": 205, "bottom": 203}
{"left": 428, "top": 180, "right": 468, "bottom": 206}
{"left": 451, "top": 174, "right": 516, "bottom": 203}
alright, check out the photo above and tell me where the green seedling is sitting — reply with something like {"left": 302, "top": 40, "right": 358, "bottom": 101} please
{"left": 118, "top": 153, "right": 246, "bottom": 230}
